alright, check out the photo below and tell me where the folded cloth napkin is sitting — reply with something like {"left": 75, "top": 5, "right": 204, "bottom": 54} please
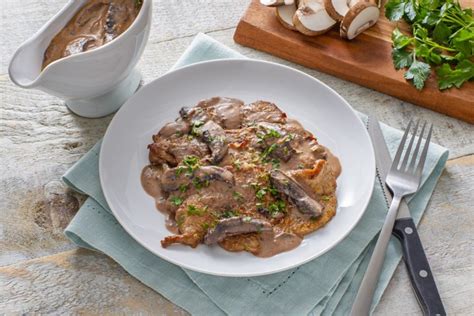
{"left": 63, "top": 33, "right": 449, "bottom": 315}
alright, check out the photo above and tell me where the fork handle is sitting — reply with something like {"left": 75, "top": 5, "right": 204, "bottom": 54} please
{"left": 393, "top": 217, "right": 446, "bottom": 316}
{"left": 351, "top": 195, "right": 402, "bottom": 316}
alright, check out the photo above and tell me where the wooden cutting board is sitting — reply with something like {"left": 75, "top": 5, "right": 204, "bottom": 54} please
{"left": 234, "top": 0, "right": 474, "bottom": 123}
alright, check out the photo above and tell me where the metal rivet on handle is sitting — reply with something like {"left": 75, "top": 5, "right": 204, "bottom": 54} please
{"left": 419, "top": 270, "right": 428, "bottom": 278}
{"left": 404, "top": 227, "right": 413, "bottom": 234}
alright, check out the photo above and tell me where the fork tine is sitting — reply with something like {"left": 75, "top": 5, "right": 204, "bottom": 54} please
{"left": 392, "top": 119, "right": 413, "bottom": 170}
{"left": 408, "top": 121, "right": 427, "bottom": 173}
{"left": 415, "top": 123, "right": 433, "bottom": 178}
{"left": 400, "top": 120, "right": 420, "bottom": 171}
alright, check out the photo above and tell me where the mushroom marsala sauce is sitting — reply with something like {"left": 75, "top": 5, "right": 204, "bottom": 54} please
{"left": 42, "top": 0, "right": 142, "bottom": 70}
{"left": 141, "top": 97, "right": 341, "bottom": 257}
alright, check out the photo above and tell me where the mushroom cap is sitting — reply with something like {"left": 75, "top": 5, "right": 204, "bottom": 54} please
{"left": 276, "top": 4, "right": 298, "bottom": 31}
{"left": 261, "top": 0, "right": 295, "bottom": 6}
{"left": 324, "top": 0, "right": 349, "bottom": 21}
{"left": 293, "top": 0, "right": 337, "bottom": 36}
{"left": 340, "top": 1, "right": 380, "bottom": 39}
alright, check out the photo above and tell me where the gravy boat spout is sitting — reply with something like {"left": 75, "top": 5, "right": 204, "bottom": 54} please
{"left": 8, "top": 0, "right": 152, "bottom": 118}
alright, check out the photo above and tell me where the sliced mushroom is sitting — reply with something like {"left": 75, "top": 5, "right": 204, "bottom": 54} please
{"left": 179, "top": 106, "right": 209, "bottom": 124}
{"left": 197, "top": 97, "right": 243, "bottom": 109}
{"left": 161, "top": 165, "right": 234, "bottom": 192}
{"left": 324, "top": 0, "right": 358, "bottom": 21}
{"left": 276, "top": 3, "right": 298, "bottom": 31}
{"left": 213, "top": 99, "right": 243, "bottom": 129}
{"left": 293, "top": 0, "right": 337, "bottom": 36}
{"left": 200, "top": 120, "right": 228, "bottom": 164}
{"left": 255, "top": 123, "right": 295, "bottom": 162}
{"left": 261, "top": 0, "right": 295, "bottom": 6}
{"left": 64, "top": 37, "right": 96, "bottom": 56}
{"left": 270, "top": 170, "right": 323, "bottom": 217}
{"left": 158, "top": 119, "right": 190, "bottom": 137}
{"left": 194, "top": 166, "right": 234, "bottom": 186}
{"left": 272, "top": 141, "right": 295, "bottom": 162}
{"left": 204, "top": 217, "right": 273, "bottom": 245}
{"left": 340, "top": 0, "right": 380, "bottom": 40}
{"left": 242, "top": 101, "right": 287, "bottom": 125}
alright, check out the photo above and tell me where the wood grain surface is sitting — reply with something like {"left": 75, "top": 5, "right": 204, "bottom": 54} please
{"left": 1, "top": 0, "right": 473, "bottom": 314}
{"left": 234, "top": 0, "right": 474, "bottom": 123}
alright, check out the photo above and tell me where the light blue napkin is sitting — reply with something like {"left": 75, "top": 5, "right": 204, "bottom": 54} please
{"left": 63, "top": 33, "right": 449, "bottom": 315}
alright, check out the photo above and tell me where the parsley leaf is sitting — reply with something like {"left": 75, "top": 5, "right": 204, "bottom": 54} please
{"left": 392, "top": 28, "right": 412, "bottom": 48}
{"left": 392, "top": 48, "right": 414, "bottom": 69}
{"left": 221, "top": 209, "right": 238, "bottom": 218}
{"left": 386, "top": 0, "right": 473, "bottom": 90}
{"left": 385, "top": 0, "right": 406, "bottom": 21}
{"left": 404, "top": 0, "right": 417, "bottom": 22}
{"left": 170, "top": 196, "right": 183, "bottom": 206}
{"left": 404, "top": 59, "right": 431, "bottom": 90}
{"left": 187, "top": 205, "right": 205, "bottom": 216}
{"left": 432, "top": 22, "right": 452, "bottom": 45}
{"left": 436, "top": 60, "right": 474, "bottom": 89}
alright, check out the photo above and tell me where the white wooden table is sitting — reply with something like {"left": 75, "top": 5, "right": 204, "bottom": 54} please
{"left": 1, "top": 1, "right": 473, "bottom": 314}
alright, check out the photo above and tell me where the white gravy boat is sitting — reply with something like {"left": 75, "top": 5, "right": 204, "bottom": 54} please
{"left": 9, "top": 0, "right": 152, "bottom": 118}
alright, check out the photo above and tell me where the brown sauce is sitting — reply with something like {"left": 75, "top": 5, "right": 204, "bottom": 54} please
{"left": 42, "top": 0, "right": 142, "bottom": 70}
{"left": 141, "top": 97, "right": 342, "bottom": 257}
{"left": 257, "top": 231, "right": 302, "bottom": 257}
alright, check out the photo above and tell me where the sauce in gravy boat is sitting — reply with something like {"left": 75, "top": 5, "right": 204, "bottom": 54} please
{"left": 9, "top": 0, "right": 152, "bottom": 118}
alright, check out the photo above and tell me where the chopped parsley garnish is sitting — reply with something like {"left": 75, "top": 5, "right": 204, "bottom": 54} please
{"left": 201, "top": 222, "right": 210, "bottom": 230}
{"left": 232, "top": 159, "right": 242, "bottom": 170}
{"left": 271, "top": 159, "right": 281, "bottom": 169}
{"left": 221, "top": 209, "right": 238, "bottom": 218}
{"left": 190, "top": 120, "right": 204, "bottom": 136}
{"left": 321, "top": 195, "right": 331, "bottom": 201}
{"left": 183, "top": 155, "right": 199, "bottom": 167}
{"left": 175, "top": 166, "right": 187, "bottom": 176}
{"left": 187, "top": 205, "right": 205, "bottom": 216}
{"left": 266, "top": 129, "right": 281, "bottom": 138}
{"left": 233, "top": 191, "right": 244, "bottom": 201}
{"left": 175, "top": 155, "right": 200, "bottom": 177}
{"left": 179, "top": 184, "right": 189, "bottom": 192}
{"left": 297, "top": 163, "right": 305, "bottom": 169}
{"left": 268, "top": 186, "right": 279, "bottom": 196}
{"left": 242, "top": 216, "right": 252, "bottom": 222}
{"left": 176, "top": 214, "right": 185, "bottom": 226}
{"left": 261, "top": 143, "right": 278, "bottom": 160}
{"left": 170, "top": 196, "right": 183, "bottom": 206}
{"left": 256, "top": 188, "right": 267, "bottom": 200}
{"left": 256, "top": 128, "right": 281, "bottom": 143}
{"left": 192, "top": 177, "right": 209, "bottom": 189}
{"left": 268, "top": 199, "right": 286, "bottom": 216}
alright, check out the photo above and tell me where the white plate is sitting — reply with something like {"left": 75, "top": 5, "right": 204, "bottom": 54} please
{"left": 100, "top": 59, "right": 375, "bottom": 277}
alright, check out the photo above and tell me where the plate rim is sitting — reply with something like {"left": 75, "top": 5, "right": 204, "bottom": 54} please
{"left": 99, "top": 58, "right": 375, "bottom": 277}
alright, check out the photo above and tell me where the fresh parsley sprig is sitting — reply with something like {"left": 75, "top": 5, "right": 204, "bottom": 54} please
{"left": 385, "top": 0, "right": 474, "bottom": 90}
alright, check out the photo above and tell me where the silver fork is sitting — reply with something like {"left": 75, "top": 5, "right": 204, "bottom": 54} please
{"left": 351, "top": 120, "right": 433, "bottom": 316}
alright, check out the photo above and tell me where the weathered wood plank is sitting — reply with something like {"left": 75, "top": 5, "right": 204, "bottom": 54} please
{"left": 0, "top": 0, "right": 251, "bottom": 73}
{"left": 0, "top": 249, "right": 187, "bottom": 315}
